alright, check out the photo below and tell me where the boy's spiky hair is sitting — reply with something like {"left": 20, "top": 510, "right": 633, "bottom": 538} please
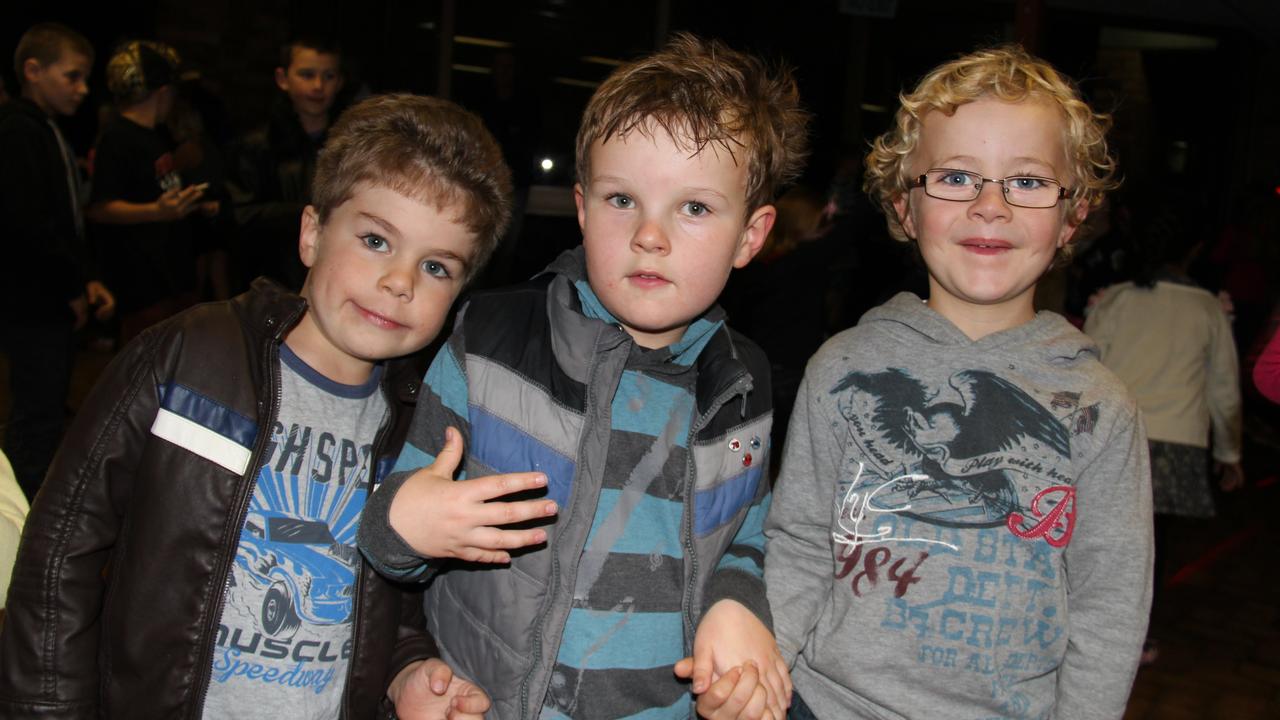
{"left": 311, "top": 93, "right": 513, "bottom": 282}
{"left": 864, "top": 44, "right": 1119, "bottom": 250}
{"left": 14, "top": 23, "right": 94, "bottom": 87}
{"left": 576, "top": 32, "right": 809, "bottom": 213}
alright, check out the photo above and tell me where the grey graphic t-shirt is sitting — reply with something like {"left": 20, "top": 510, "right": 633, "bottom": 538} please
{"left": 203, "top": 344, "right": 388, "bottom": 719}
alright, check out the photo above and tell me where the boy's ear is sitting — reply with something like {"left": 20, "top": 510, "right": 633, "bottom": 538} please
{"left": 573, "top": 183, "right": 587, "bottom": 233}
{"left": 892, "top": 193, "right": 917, "bottom": 239}
{"left": 733, "top": 204, "right": 776, "bottom": 268}
{"left": 274, "top": 66, "right": 289, "bottom": 93}
{"left": 298, "top": 206, "right": 321, "bottom": 268}
{"left": 1057, "top": 200, "right": 1090, "bottom": 248}
{"left": 22, "top": 57, "right": 44, "bottom": 85}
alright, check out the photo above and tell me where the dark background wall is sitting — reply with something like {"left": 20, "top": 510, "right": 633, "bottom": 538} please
{"left": 5, "top": 0, "right": 1279, "bottom": 255}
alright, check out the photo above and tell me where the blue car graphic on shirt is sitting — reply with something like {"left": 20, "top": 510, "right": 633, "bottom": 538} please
{"left": 233, "top": 510, "right": 358, "bottom": 638}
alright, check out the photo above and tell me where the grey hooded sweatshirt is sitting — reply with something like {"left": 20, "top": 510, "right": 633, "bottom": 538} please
{"left": 766, "top": 293, "right": 1152, "bottom": 720}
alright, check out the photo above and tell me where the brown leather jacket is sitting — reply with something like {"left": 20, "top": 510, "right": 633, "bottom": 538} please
{"left": 0, "top": 279, "right": 437, "bottom": 718}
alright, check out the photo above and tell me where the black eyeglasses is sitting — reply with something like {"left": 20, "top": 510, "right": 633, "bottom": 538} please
{"left": 910, "top": 168, "right": 1070, "bottom": 208}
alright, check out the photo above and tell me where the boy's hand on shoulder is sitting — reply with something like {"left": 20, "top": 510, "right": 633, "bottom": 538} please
{"left": 683, "top": 663, "right": 778, "bottom": 720}
{"left": 389, "top": 426, "right": 558, "bottom": 563}
{"left": 676, "top": 599, "right": 790, "bottom": 720}
{"left": 388, "top": 658, "right": 491, "bottom": 720}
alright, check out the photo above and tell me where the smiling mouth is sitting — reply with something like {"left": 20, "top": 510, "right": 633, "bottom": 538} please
{"left": 961, "top": 240, "right": 1012, "bottom": 250}
{"left": 356, "top": 305, "right": 404, "bottom": 329}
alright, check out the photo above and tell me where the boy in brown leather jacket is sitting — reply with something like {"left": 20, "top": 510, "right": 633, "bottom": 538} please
{"left": 0, "top": 93, "right": 538, "bottom": 719}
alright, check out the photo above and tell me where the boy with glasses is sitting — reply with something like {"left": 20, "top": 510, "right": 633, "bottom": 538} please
{"left": 765, "top": 45, "right": 1152, "bottom": 719}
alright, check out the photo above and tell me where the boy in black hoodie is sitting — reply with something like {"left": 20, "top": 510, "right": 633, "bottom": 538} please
{"left": 0, "top": 23, "right": 114, "bottom": 500}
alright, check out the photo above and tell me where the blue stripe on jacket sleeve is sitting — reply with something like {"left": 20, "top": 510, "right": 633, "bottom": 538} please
{"left": 157, "top": 382, "right": 257, "bottom": 447}
{"left": 424, "top": 346, "right": 469, "bottom": 418}
{"left": 693, "top": 463, "right": 764, "bottom": 537}
{"left": 470, "top": 405, "right": 575, "bottom": 509}
{"left": 392, "top": 443, "right": 437, "bottom": 476}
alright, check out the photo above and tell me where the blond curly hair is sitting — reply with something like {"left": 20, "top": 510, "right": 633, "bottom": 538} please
{"left": 864, "top": 44, "right": 1118, "bottom": 248}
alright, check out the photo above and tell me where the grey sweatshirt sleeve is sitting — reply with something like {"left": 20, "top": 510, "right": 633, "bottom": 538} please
{"left": 764, "top": 370, "right": 839, "bottom": 665}
{"left": 1055, "top": 405, "right": 1153, "bottom": 720}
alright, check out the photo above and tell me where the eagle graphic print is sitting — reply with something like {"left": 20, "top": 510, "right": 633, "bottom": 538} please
{"left": 828, "top": 366, "right": 1099, "bottom": 715}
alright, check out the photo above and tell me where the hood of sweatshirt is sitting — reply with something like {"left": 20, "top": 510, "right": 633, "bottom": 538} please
{"left": 858, "top": 292, "right": 1099, "bottom": 369}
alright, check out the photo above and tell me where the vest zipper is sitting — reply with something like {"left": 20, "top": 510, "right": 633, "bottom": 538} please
{"left": 680, "top": 373, "right": 752, "bottom": 643}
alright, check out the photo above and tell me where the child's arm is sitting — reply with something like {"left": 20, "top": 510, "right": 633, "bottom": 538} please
{"left": 763, "top": 372, "right": 841, "bottom": 665}
{"left": 1055, "top": 406, "right": 1153, "bottom": 718}
{"left": 1206, "top": 303, "right": 1242, "bottom": 468}
{"left": 358, "top": 325, "right": 556, "bottom": 580}
{"left": 385, "top": 426, "right": 556, "bottom": 562}
{"left": 86, "top": 185, "right": 206, "bottom": 224}
{"left": 0, "top": 333, "right": 160, "bottom": 716}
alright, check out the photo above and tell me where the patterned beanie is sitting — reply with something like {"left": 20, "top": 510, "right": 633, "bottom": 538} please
{"left": 106, "top": 40, "right": 180, "bottom": 104}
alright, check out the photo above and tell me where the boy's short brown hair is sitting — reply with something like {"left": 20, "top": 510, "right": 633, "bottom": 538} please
{"left": 865, "top": 44, "right": 1119, "bottom": 245}
{"left": 278, "top": 35, "right": 342, "bottom": 71}
{"left": 311, "top": 93, "right": 512, "bottom": 282}
{"left": 576, "top": 32, "right": 809, "bottom": 214}
{"left": 14, "top": 23, "right": 93, "bottom": 87}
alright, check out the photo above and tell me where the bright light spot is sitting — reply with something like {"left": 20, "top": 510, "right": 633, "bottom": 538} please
{"left": 540, "top": 158, "right": 555, "bottom": 172}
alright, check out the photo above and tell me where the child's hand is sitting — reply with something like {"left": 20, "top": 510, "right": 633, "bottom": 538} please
{"left": 1218, "top": 461, "right": 1244, "bottom": 492}
{"left": 389, "top": 426, "right": 558, "bottom": 563}
{"left": 675, "top": 600, "right": 790, "bottom": 719}
{"left": 683, "top": 663, "right": 777, "bottom": 720}
{"left": 387, "top": 658, "right": 491, "bottom": 720}
{"left": 86, "top": 280, "right": 116, "bottom": 321}
{"left": 155, "top": 185, "right": 204, "bottom": 220}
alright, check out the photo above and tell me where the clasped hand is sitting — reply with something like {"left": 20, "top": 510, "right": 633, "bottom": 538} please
{"left": 675, "top": 599, "right": 792, "bottom": 720}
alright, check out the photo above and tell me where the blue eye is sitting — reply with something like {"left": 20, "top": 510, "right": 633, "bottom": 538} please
{"left": 422, "top": 260, "right": 451, "bottom": 279}
{"left": 1008, "top": 176, "right": 1049, "bottom": 190}
{"left": 361, "top": 234, "right": 389, "bottom": 252}
{"left": 683, "top": 201, "right": 709, "bottom": 217}
{"left": 606, "top": 193, "right": 634, "bottom": 209}
{"left": 939, "top": 171, "right": 976, "bottom": 187}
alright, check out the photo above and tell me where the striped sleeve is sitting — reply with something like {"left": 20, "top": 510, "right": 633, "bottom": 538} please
{"left": 357, "top": 316, "right": 472, "bottom": 581}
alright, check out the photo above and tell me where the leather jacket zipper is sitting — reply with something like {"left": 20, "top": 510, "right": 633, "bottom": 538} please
{"left": 190, "top": 308, "right": 300, "bottom": 717}
{"left": 338, "top": 376, "right": 398, "bottom": 718}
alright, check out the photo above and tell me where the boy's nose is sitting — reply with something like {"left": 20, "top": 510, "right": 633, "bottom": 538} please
{"left": 968, "top": 180, "right": 1012, "bottom": 222}
{"left": 631, "top": 218, "right": 670, "bottom": 254}
{"left": 381, "top": 265, "right": 414, "bottom": 299}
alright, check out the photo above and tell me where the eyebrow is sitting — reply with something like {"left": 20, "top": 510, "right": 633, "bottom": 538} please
{"left": 934, "top": 155, "right": 1058, "bottom": 174}
{"left": 433, "top": 249, "right": 470, "bottom": 267}
{"left": 357, "top": 211, "right": 401, "bottom": 237}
